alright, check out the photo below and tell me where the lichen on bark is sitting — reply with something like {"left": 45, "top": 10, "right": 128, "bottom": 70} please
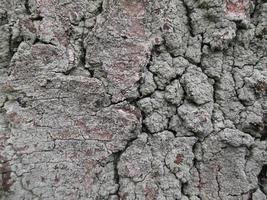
{"left": 0, "top": 0, "right": 266, "bottom": 199}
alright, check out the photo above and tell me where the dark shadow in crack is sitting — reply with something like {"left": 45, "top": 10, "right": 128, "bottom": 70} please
{"left": 258, "top": 165, "right": 267, "bottom": 195}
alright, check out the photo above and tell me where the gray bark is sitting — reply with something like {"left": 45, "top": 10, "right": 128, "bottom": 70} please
{"left": 0, "top": 0, "right": 266, "bottom": 199}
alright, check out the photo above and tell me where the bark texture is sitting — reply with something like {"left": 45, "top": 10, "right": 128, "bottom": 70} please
{"left": 0, "top": 0, "right": 267, "bottom": 199}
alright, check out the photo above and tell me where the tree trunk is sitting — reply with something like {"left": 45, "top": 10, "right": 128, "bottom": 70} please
{"left": 0, "top": 0, "right": 266, "bottom": 199}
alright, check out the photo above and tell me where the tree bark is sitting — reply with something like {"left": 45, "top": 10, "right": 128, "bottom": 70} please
{"left": 0, "top": 0, "right": 266, "bottom": 199}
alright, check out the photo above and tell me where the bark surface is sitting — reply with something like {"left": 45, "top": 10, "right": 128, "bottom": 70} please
{"left": 0, "top": 0, "right": 266, "bottom": 199}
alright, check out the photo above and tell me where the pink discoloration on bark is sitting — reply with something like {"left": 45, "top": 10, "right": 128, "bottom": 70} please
{"left": 101, "top": 3, "right": 148, "bottom": 99}
{"left": 226, "top": 0, "right": 246, "bottom": 13}
{"left": 86, "top": 128, "right": 113, "bottom": 141}
{"left": 55, "top": 129, "right": 82, "bottom": 140}
{"left": 30, "top": 45, "right": 66, "bottom": 71}
{"left": 88, "top": 1, "right": 151, "bottom": 101}
{"left": 32, "top": 44, "right": 61, "bottom": 63}
{"left": 174, "top": 154, "right": 184, "bottom": 165}
{"left": 35, "top": 0, "right": 56, "bottom": 17}
{"left": 7, "top": 112, "right": 24, "bottom": 124}
{"left": 19, "top": 18, "right": 36, "bottom": 33}
{"left": 211, "top": 163, "right": 222, "bottom": 173}
{"left": 73, "top": 105, "right": 140, "bottom": 142}
{"left": 57, "top": 4, "right": 84, "bottom": 25}
{"left": 124, "top": 163, "right": 140, "bottom": 178}
{"left": 120, "top": 192, "right": 129, "bottom": 200}
{"left": 121, "top": 0, "right": 147, "bottom": 38}
{"left": 53, "top": 32, "right": 69, "bottom": 47}
{"left": 153, "top": 36, "right": 164, "bottom": 46}
{"left": 128, "top": 20, "right": 146, "bottom": 38}
{"left": 122, "top": 0, "right": 146, "bottom": 17}
{"left": 197, "top": 180, "right": 207, "bottom": 189}
{"left": 106, "top": 43, "right": 148, "bottom": 90}
{"left": 84, "top": 160, "right": 97, "bottom": 191}
{"left": 2, "top": 80, "right": 15, "bottom": 93}
{"left": 144, "top": 184, "right": 159, "bottom": 200}
{"left": 74, "top": 119, "right": 87, "bottom": 129}
{"left": 38, "top": 19, "right": 70, "bottom": 47}
{"left": 225, "top": 0, "right": 249, "bottom": 19}
{"left": 34, "top": 1, "right": 84, "bottom": 47}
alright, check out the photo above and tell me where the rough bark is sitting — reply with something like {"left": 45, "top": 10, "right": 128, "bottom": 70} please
{"left": 0, "top": 0, "right": 266, "bottom": 199}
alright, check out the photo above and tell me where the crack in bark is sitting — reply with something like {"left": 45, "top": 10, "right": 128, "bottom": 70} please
{"left": 258, "top": 165, "right": 267, "bottom": 195}
{"left": 112, "top": 137, "right": 139, "bottom": 198}
{"left": 181, "top": 0, "right": 194, "bottom": 37}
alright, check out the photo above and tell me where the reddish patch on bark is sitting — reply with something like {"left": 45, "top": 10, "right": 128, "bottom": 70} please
{"left": 84, "top": 160, "right": 97, "bottom": 190}
{"left": 7, "top": 112, "right": 23, "bottom": 124}
{"left": 74, "top": 119, "right": 87, "bottom": 129}
{"left": 0, "top": 162, "right": 13, "bottom": 191}
{"left": 54, "top": 30, "right": 70, "bottom": 47}
{"left": 144, "top": 185, "right": 159, "bottom": 200}
{"left": 120, "top": 192, "right": 129, "bottom": 200}
{"left": 121, "top": 0, "right": 147, "bottom": 38}
{"left": 2, "top": 81, "right": 15, "bottom": 93}
{"left": 129, "top": 20, "right": 146, "bottom": 37}
{"left": 86, "top": 160, "right": 97, "bottom": 171}
{"left": 19, "top": 18, "right": 36, "bottom": 33}
{"left": 36, "top": 0, "right": 56, "bottom": 17}
{"left": 90, "top": 0, "right": 150, "bottom": 101}
{"left": 55, "top": 129, "right": 81, "bottom": 140}
{"left": 107, "top": 43, "right": 146, "bottom": 90}
{"left": 85, "top": 149, "right": 94, "bottom": 157}
{"left": 211, "top": 163, "right": 222, "bottom": 173}
{"left": 154, "top": 37, "right": 163, "bottom": 45}
{"left": 122, "top": 0, "right": 146, "bottom": 17}
{"left": 86, "top": 128, "right": 113, "bottom": 141}
{"left": 75, "top": 119, "right": 113, "bottom": 141}
{"left": 58, "top": 4, "right": 83, "bottom": 25}
{"left": 32, "top": 45, "right": 61, "bottom": 65}
{"left": 197, "top": 180, "right": 207, "bottom": 189}
{"left": 174, "top": 154, "right": 184, "bottom": 165}
{"left": 226, "top": 0, "right": 246, "bottom": 13}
